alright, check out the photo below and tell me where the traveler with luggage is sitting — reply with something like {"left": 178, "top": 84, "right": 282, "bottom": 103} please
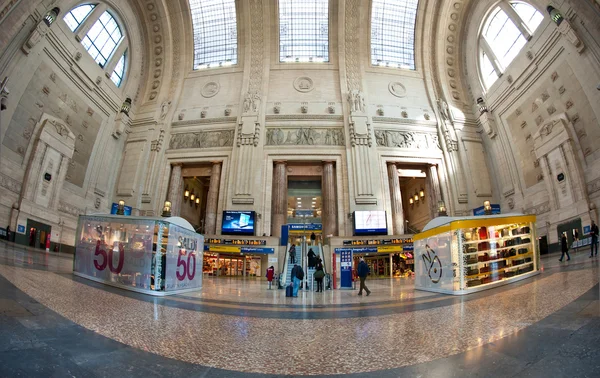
{"left": 290, "top": 263, "right": 304, "bottom": 297}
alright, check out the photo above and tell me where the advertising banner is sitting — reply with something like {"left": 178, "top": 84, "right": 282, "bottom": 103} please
{"left": 164, "top": 225, "right": 204, "bottom": 292}
{"left": 338, "top": 248, "right": 353, "bottom": 289}
{"left": 110, "top": 203, "right": 133, "bottom": 215}
{"left": 414, "top": 231, "right": 454, "bottom": 291}
{"left": 473, "top": 204, "right": 501, "bottom": 216}
{"left": 74, "top": 217, "right": 155, "bottom": 290}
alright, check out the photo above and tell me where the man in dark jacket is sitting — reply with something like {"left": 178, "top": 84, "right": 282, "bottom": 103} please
{"left": 307, "top": 248, "right": 316, "bottom": 268}
{"left": 357, "top": 257, "right": 371, "bottom": 296}
{"left": 290, "top": 264, "right": 303, "bottom": 297}
{"left": 591, "top": 220, "right": 599, "bottom": 258}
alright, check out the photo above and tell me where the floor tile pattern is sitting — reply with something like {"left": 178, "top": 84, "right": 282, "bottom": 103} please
{"left": 0, "top": 256, "right": 597, "bottom": 375}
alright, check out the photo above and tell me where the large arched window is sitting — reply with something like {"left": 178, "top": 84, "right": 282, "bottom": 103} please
{"left": 82, "top": 11, "right": 122, "bottom": 67}
{"left": 62, "top": 4, "right": 129, "bottom": 88}
{"left": 63, "top": 4, "right": 95, "bottom": 31}
{"left": 479, "top": 1, "right": 543, "bottom": 88}
{"left": 189, "top": 0, "right": 238, "bottom": 70}
{"left": 279, "top": 0, "right": 329, "bottom": 63}
{"left": 371, "top": 0, "right": 419, "bottom": 70}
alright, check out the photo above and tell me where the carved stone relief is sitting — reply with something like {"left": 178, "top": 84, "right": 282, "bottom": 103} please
{"left": 523, "top": 201, "right": 551, "bottom": 215}
{"left": 388, "top": 82, "right": 407, "bottom": 97}
{"left": 201, "top": 82, "right": 220, "bottom": 98}
{"left": 294, "top": 77, "right": 314, "bottom": 92}
{"left": 265, "top": 128, "right": 345, "bottom": 146}
{"left": 374, "top": 130, "right": 440, "bottom": 150}
{"left": 169, "top": 130, "right": 235, "bottom": 150}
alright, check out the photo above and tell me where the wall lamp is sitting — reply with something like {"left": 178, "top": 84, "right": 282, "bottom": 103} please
{"left": 438, "top": 201, "right": 447, "bottom": 217}
{"left": 116, "top": 200, "right": 125, "bottom": 215}
{"left": 162, "top": 201, "right": 172, "bottom": 217}
{"left": 120, "top": 97, "right": 132, "bottom": 116}
{"left": 483, "top": 200, "right": 492, "bottom": 215}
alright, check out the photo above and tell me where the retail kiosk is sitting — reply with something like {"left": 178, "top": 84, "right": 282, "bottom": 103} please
{"left": 73, "top": 215, "right": 204, "bottom": 296}
{"left": 414, "top": 214, "right": 539, "bottom": 295}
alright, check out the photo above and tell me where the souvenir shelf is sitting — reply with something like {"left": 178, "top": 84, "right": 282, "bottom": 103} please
{"left": 414, "top": 214, "right": 539, "bottom": 295}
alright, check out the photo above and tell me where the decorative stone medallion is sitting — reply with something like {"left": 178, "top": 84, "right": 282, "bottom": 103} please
{"left": 388, "top": 82, "right": 407, "bottom": 98}
{"left": 201, "top": 82, "right": 220, "bottom": 98}
{"left": 293, "top": 76, "right": 314, "bottom": 93}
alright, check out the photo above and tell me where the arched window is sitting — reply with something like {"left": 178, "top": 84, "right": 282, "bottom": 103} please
{"left": 62, "top": 4, "right": 129, "bottom": 88}
{"left": 279, "top": 0, "right": 329, "bottom": 63}
{"left": 371, "top": 0, "right": 419, "bottom": 70}
{"left": 82, "top": 11, "right": 122, "bottom": 67}
{"left": 189, "top": 0, "right": 238, "bottom": 69}
{"left": 111, "top": 53, "right": 126, "bottom": 87}
{"left": 479, "top": 1, "right": 543, "bottom": 88}
{"left": 63, "top": 4, "right": 95, "bottom": 31}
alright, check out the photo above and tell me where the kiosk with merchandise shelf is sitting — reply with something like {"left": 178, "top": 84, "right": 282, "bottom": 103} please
{"left": 414, "top": 214, "right": 539, "bottom": 295}
{"left": 73, "top": 215, "right": 204, "bottom": 296}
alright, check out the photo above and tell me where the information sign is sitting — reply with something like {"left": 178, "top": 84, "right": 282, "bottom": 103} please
{"left": 339, "top": 248, "right": 353, "bottom": 289}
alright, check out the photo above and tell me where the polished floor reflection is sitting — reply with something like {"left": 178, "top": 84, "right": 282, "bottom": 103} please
{"left": 0, "top": 240, "right": 599, "bottom": 377}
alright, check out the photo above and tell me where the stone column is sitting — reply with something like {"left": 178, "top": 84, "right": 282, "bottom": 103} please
{"left": 167, "top": 163, "right": 183, "bottom": 216}
{"left": 427, "top": 164, "right": 443, "bottom": 219}
{"left": 204, "top": 162, "right": 222, "bottom": 235}
{"left": 387, "top": 163, "right": 404, "bottom": 235}
{"left": 322, "top": 161, "right": 337, "bottom": 238}
{"left": 271, "top": 161, "right": 287, "bottom": 237}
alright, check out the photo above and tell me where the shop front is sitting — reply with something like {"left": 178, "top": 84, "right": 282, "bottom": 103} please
{"left": 203, "top": 237, "right": 277, "bottom": 279}
{"left": 414, "top": 214, "right": 539, "bottom": 295}
{"left": 332, "top": 237, "right": 415, "bottom": 281}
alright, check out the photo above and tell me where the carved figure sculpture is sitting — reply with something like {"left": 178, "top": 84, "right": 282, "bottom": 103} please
{"left": 160, "top": 101, "right": 171, "bottom": 120}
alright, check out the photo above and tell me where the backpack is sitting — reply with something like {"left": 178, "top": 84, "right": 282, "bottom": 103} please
{"left": 296, "top": 267, "right": 304, "bottom": 280}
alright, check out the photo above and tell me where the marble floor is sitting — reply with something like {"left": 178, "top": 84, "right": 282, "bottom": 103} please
{"left": 0, "top": 240, "right": 599, "bottom": 377}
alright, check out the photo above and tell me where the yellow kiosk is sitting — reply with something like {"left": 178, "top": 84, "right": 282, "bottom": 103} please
{"left": 414, "top": 214, "right": 539, "bottom": 295}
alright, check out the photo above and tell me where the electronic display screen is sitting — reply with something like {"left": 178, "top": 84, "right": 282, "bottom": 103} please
{"left": 353, "top": 210, "right": 388, "bottom": 236}
{"left": 221, "top": 210, "right": 256, "bottom": 235}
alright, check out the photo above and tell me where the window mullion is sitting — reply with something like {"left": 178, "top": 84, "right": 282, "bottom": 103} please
{"left": 75, "top": 3, "right": 108, "bottom": 42}
{"left": 499, "top": 1, "right": 532, "bottom": 40}
{"left": 104, "top": 39, "right": 128, "bottom": 74}
{"left": 480, "top": 37, "right": 503, "bottom": 75}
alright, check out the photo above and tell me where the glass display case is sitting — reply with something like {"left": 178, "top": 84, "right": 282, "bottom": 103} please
{"left": 73, "top": 215, "right": 204, "bottom": 296}
{"left": 414, "top": 214, "right": 539, "bottom": 295}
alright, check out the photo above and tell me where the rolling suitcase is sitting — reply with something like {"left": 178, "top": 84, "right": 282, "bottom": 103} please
{"left": 286, "top": 283, "right": 293, "bottom": 297}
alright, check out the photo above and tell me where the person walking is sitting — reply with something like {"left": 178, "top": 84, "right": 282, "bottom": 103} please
{"left": 314, "top": 258, "right": 325, "bottom": 292}
{"left": 289, "top": 244, "right": 296, "bottom": 264}
{"left": 590, "top": 220, "right": 599, "bottom": 258}
{"left": 559, "top": 232, "right": 571, "bottom": 262}
{"left": 357, "top": 257, "right": 371, "bottom": 296}
{"left": 290, "top": 263, "right": 304, "bottom": 297}
{"left": 266, "top": 265, "right": 275, "bottom": 289}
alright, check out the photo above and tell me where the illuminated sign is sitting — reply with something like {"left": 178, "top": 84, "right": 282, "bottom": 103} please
{"left": 205, "top": 238, "right": 266, "bottom": 245}
{"left": 342, "top": 238, "right": 413, "bottom": 246}
{"left": 377, "top": 245, "right": 402, "bottom": 253}
{"left": 209, "top": 245, "right": 241, "bottom": 253}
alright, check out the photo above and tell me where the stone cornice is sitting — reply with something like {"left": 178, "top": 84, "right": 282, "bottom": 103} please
{"left": 266, "top": 114, "right": 343, "bottom": 121}
{"left": 171, "top": 117, "right": 238, "bottom": 127}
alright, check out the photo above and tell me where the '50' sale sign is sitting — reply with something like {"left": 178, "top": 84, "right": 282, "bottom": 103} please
{"left": 164, "top": 228, "right": 204, "bottom": 291}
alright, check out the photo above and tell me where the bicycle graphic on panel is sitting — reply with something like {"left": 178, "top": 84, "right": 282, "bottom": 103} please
{"left": 422, "top": 244, "right": 443, "bottom": 284}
